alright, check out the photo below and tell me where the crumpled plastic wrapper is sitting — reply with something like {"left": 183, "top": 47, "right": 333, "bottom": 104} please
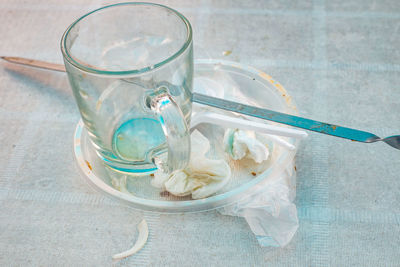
{"left": 217, "top": 159, "right": 298, "bottom": 247}
{"left": 194, "top": 73, "right": 299, "bottom": 247}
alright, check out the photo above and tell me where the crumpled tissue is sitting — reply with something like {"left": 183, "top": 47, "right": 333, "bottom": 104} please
{"left": 151, "top": 130, "right": 231, "bottom": 199}
{"left": 224, "top": 128, "right": 270, "bottom": 163}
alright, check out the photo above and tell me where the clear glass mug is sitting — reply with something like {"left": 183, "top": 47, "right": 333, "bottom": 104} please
{"left": 61, "top": 3, "right": 193, "bottom": 174}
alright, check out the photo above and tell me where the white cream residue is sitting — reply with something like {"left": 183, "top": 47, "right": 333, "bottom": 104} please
{"left": 224, "top": 129, "right": 269, "bottom": 163}
{"left": 152, "top": 130, "right": 231, "bottom": 199}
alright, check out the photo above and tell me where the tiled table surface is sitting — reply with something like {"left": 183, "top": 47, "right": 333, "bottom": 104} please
{"left": 1, "top": 0, "right": 399, "bottom": 266}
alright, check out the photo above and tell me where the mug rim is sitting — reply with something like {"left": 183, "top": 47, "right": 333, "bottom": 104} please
{"left": 60, "top": 2, "right": 193, "bottom": 76}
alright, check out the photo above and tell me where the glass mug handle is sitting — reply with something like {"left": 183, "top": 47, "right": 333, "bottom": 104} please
{"left": 146, "top": 86, "right": 191, "bottom": 173}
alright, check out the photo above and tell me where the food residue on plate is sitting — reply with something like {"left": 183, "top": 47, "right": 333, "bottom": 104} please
{"left": 222, "top": 50, "right": 232, "bottom": 56}
{"left": 85, "top": 160, "right": 92, "bottom": 171}
{"left": 159, "top": 191, "right": 171, "bottom": 197}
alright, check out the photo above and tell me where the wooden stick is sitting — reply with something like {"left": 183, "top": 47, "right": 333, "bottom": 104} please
{"left": 1, "top": 56, "right": 66, "bottom": 72}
